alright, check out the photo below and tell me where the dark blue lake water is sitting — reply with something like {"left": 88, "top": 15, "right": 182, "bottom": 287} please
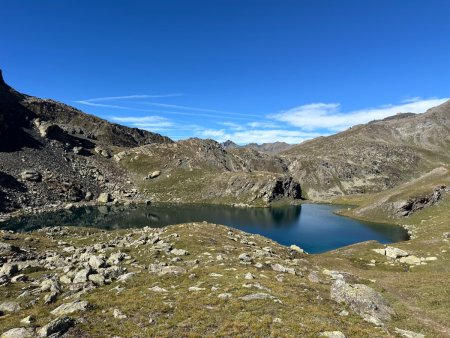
{"left": 2, "top": 203, "right": 408, "bottom": 253}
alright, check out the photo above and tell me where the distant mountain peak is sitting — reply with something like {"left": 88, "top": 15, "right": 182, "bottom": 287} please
{"left": 221, "top": 140, "right": 239, "bottom": 149}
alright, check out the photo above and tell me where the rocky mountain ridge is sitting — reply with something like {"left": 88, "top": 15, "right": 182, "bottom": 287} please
{"left": 0, "top": 71, "right": 302, "bottom": 213}
{"left": 283, "top": 101, "right": 450, "bottom": 199}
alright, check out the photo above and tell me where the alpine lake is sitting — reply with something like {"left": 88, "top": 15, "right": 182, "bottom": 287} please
{"left": 3, "top": 203, "right": 408, "bottom": 254}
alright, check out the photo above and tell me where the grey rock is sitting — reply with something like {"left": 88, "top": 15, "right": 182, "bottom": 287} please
{"left": 160, "top": 266, "right": 186, "bottom": 276}
{"left": 1, "top": 328, "right": 34, "bottom": 338}
{"left": 0, "top": 263, "right": 19, "bottom": 277}
{"left": 320, "top": 331, "right": 346, "bottom": 338}
{"left": 107, "top": 252, "right": 125, "bottom": 265}
{"left": 385, "top": 246, "right": 409, "bottom": 259}
{"left": 394, "top": 327, "right": 425, "bottom": 338}
{"left": 88, "top": 273, "right": 105, "bottom": 286}
{"left": 40, "top": 279, "right": 61, "bottom": 293}
{"left": 117, "top": 272, "right": 136, "bottom": 283}
{"left": 289, "top": 244, "right": 304, "bottom": 253}
{"left": 88, "top": 255, "right": 106, "bottom": 269}
{"left": 331, "top": 278, "right": 394, "bottom": 325}
{"left": 113, "top": 309, "right": 127, "bottom": 319}
{"left": 238, "top": 253, "right": 252, "bottom": 262}
{"left": 59, "top": 275, "right": 72, "bottom": 284}
{"left": 188, "top": 286, "right": 206, "bottom": 292}
{"left": 240, "top": 293, "right": 274, "bottom": 301}
{"left": 244, "top": 272, "right": 255, "bottom": 280}
{"left": 72, "top": 268, "right": 91, "bottom": 284}
{"left": 271, "top": 263, "right": 295, "bottom": 274}
{"left": 170, "top": 248, "right": 188, "bottom": 256}
{"left": 97, "top": 193, "right": 112, "bottom": 203}
{"left": 0, "top": 301, "right": 21, "bottom": 313}
{"left": 149, "top": 286, "right": 168, "bottom": 293}
{"left": 37, "top": 316, "right": 74, "bottom": 337}
{"left": 399, "top": 255, "right": 421, "bottom": 265}
{"left": 20, "top": 315, "right": 36, "bottom": 325}
{"left": 43, "top": 292, "right": 58, "bottom": 305}
{"left": 145, "top": 171, "right": 161, "bottom": 180}
{"left": 20, "top": 170, "right": 42, "bottom": 182}
{"left": 50, "top": 300, "right": 89, "bottom": 316}
{"left": 0, "top": 242, "right": 20, "bottom": 255}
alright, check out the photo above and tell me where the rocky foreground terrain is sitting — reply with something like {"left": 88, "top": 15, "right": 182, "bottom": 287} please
{"left": 2, "top": 216, "right": 448, "bottom": 337}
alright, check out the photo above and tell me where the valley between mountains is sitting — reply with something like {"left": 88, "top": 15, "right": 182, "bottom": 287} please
{"left": 0, "top": 70, "right": 449, "bottom": 337}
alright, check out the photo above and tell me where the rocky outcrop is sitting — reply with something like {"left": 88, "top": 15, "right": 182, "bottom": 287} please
{"left": 331, "top": 276, "right": 394, "bottom": 326}
{"left": 393, "top": 185, "right": 448, "bottom": 216}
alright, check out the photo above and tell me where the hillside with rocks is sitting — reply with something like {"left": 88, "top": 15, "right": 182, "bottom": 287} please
{"left": 0, "top": 70, "right": 302, "bottom": 215}
{"left": 118, "top": 138, "right": 301, "bottom": 206}
{"left": 0, "top": 70, "right": 174, "bottom": 214}
{"left": 283, "top": 103, "right": 450, "bottom": 200}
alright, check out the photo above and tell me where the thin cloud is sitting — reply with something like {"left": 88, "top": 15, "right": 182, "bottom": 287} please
{"left": 81, "top": 94, "right": 184, "bottom": 102}
{"left": 271, "top": 98, "right": 449, "bottom": 131}
{"left": 111, "top": 115, "right": 174, "bottom": 130}
{"left": 247, "top": 121, "right": 281, "bottom": 129}
{"left": 141, "top": 102, "right": 259, "bottom": 118}
{"left": 74, "top": 101, "right": 254, "bottom": 120}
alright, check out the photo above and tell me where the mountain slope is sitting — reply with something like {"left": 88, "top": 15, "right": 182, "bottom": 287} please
{"left": 0, "top": 70, "right": 172, "bottom": 150}
{"left": 0, "top": 71, "right": 302, "bottom": 212}
{"left": 283, "top": 103, "right": 450, "bottom": 200}
{"left": 119, "top": 138, "right": 301, "bottom": 206}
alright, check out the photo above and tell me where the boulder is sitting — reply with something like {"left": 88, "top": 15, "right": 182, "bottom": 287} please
{"left": 50, "top": 300, "right": 89, "bottom": 316}
{"left": 0, "top": 301, "right": 21, "bottom": 313}
{"left": 72, "top": 268, "right": 91, "bottom": 284}
{"left": 37, "top": 317, "right": 74, "bottom": 337}
{"left": 149, "top": 171, "right": 161, "bottom": 179}
{"left": 0, "top": 242, "right": 20, "bottom": 255}
{"left": 170, "top": 248, "right": 188, "bottom": 256}
{"left": 20, "top": 315, "right": 35, "bottom": 326}
{"left": 88, "top": 274, "right": 105, "bottom": 286}
{"left": 38, "top": 124, "right": 68, "bottom": 141}
{"left": 1, "top": 328, "right": 34, "bottom": 338}
{"left": 398, "top": 255, "right": 421, "bottom": 265}
{"left": 159, "top": 266, "right": 186, "bottom": 276}
{"left": 394, "top": 328, "right": 425, "bottom": 338}
{"left": 331, "top": 278, "right": 394, "bottom": 326}
{"left": 97, "top": 193, "right": 111, "bottom": 203}
{"left": 0, "top": 263, "right": 18, "bottom": 277}
{"left": 238, "top": 253, "right": 252, "bottom": 262}
{"left": 385, "top": 246, "right": 409, "bottom": 259}
{"left": 88, "top": 255, "right": 106, "bottom": 269}
{"left": 20, "top": 170, "right": 42, "bottom": 182}
{"left": 289, "top": 244, "right": 304, "bottom": 253}
{"left": 94, "top": 147, "right": 111, "bottom": 158}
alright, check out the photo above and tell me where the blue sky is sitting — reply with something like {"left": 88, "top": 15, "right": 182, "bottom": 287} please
{"left": 1, "top": 0, "right": 450, "bottom": 144}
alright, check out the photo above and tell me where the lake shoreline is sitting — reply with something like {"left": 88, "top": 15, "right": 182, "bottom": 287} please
{"left": 1, "top": 202, "right": 409, "bottom": 254}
